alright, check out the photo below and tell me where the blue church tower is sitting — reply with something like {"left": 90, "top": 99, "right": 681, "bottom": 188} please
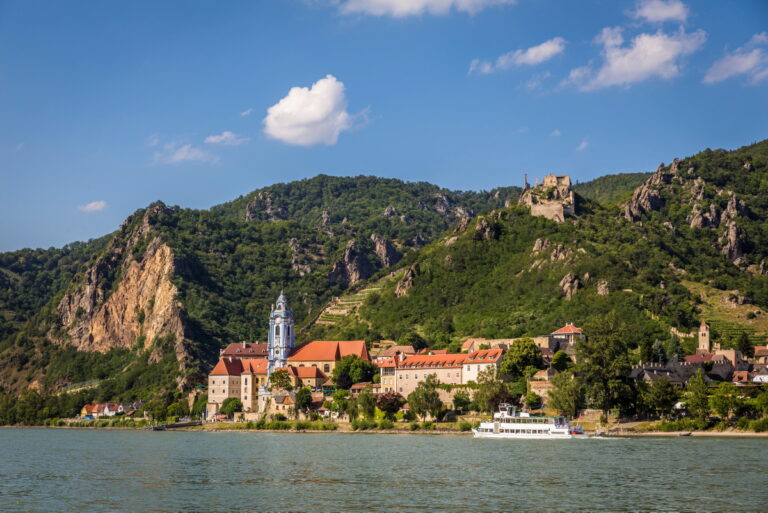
{"left": 267, "top": 291, "right": 295, "bottom": 374}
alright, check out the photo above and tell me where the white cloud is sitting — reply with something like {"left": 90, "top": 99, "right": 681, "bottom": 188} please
{"left": 78, "top": 201, "right": 107, "bottom": 213}
{"left": 550, "top": 129, "right": 561, "bottom": 137}
{"left": 703, "top": 33, "right": 768, "bottom": 84}
{"left": 577, "top": 140, "right": 589, "bottom": 151}
{"left": 632, "top": 0, "right": 688, "bottom": 23}
{"left": 152, "top": 141, "right": 218, "bottom": 165}
{"left": 470, "top": 37, "right": 566, "bottom": 74}
{"left": 240, "top": 108, "right": 255, "bottom": 117}
{"left": 566, "top": 27, "right": 705, "bottom": 90}
{"left": 523, "top": 72, "right": 552, "bottom": 90}
{"left": 337, "top": 0, "right": 515, "bottom": 17}
{"left": 205, "top": 131, "right": 249, "bottom": 146}
{"left": 263, "top": 74, "right": 359, "bottom": 147}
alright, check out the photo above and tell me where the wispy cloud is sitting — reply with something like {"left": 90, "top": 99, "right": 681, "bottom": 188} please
{"left": 523, "top": 71, "right": 552, "bottom": 90}
{"left": 577, "top": 140, "right": 589, "bottom": 151}
{"left": 264, "top": 74, "right": 363, "bottom": 146}
{"left": 704, "top": 33, "right": 768, "bottom": 84}
{"left": 550, "top": 129, "right": 561, "bottom": 137}
{"left": 205, "top": 131, "right": 249, "bottom": 146}
{"left": 240, "top": 108, "right": 255, "bottom": 117}
{"left": 565, "top": 26, "right": 705, "bottom": 90}
{"left": 336, "top": 0, "right": 516, "bottom": 17}
{"left": 470, "top": 37, "right": 565, "bottom": 74}
{"left": 78, "top": 200, "right": 107, "bottom": 213}
{"left": 632, "top": 0, "right": 688, "bottom": 23}
{"left": 148, "top": 135, "right": 219, "bottom": 164}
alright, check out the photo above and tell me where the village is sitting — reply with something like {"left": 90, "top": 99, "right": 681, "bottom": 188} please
{"left": 77, "top": 293, "right": 768, "bottom": 430}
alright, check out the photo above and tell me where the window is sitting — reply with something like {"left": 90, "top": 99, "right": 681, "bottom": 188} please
{"left": 324, "top": 364, "right": 330, "bottom": 373}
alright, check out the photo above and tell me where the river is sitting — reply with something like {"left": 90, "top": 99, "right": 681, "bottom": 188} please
{"left": 1, "top": 428, "right": 767, "bottom": 512}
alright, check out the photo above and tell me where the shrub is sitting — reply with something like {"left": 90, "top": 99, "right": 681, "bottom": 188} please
{"left": 750, "top": 418, "right": 768, "bottom": 432}
{"left": 272, "top": 413, "right": 287, "bottom": 421}
{"left": 422, "top": 421, "right": 434, "bottom": 430}
{"left": 352, "top": 419, "right": 377, "bottom": 431}
{"left": 266, "top": 420, "right": 290, "bottom": 430}
{"left": 409, "top": 422, "right": 420, "bottom": 431}
{"left": 294, "top": 420, "right": 310, "bottom": 431}
{"left": 458, "top": 421, "right": 473, "bottom": 432}
{"left": 378, "top": 419, "right": 394, "bottom": 430}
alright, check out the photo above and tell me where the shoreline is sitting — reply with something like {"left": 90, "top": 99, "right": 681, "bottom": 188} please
{"left": 3, "top": 424, "right": 768, "bottom": 437}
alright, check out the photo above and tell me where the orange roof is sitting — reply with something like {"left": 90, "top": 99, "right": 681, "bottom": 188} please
{"left": 289, "top": 340, "right": 369, "bottom": 362}
{"left": 398, "top": 353, "right": 467, "bottom": 369}
{"left": 241, "top": 359, "right": 268, "bottom": 374}
{"left": 277, "top": 365, "right": 328, "bottom": 379}
{"left": 210, "top": 358, "right": 244, "bottom": 376}
{"left": 462, "top": 338, "right": 485, "bottom": 350}
{"left": 221, "top": 342, "right": 268, "bottom": 358}
{"left": 418, "top": 348, "right": 449, "bottom": 355}
{"left": 377, "top": 345, "right": 416, "bottom": 357}
{"left": 551, "top": 323, "right": 583, "bottom": 335}
{"left": 464, "top": 348, "right": 504, "bottom": 363}
{"left": 377, "top": 356, "right": 397, "bottom": 368}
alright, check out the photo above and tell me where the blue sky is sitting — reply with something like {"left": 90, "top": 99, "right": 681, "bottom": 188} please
{"left": 1, "top": 0, "right": 767, "bottom": 251}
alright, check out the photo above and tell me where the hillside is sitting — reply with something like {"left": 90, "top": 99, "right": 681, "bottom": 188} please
{"left": 307, "top": 140, "right": 768, "bottom": 359}
{"left": 1, "top": 140, "right": 766, "bottom": 407}
{"left": 573, "top": 172, "right": 650, "bottom": 205}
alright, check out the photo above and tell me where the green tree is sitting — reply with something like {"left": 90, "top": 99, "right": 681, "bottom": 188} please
{"left": 358, "top": 386, "right": 376, "bottom": 420}
{"left": 756, "top": 386, "right": 768, "bottom": 415}
{"left": 472, "top": 367, "right": 509, "bottom": 413}
{"left": 346, "top": 397, "right": 359, "bottom": 421}
{"left": 452, "top": 390, "right": 471, "bottom": 412}
{"left": 332, "top": 355, "right": 378, "bottom": 389}
{"left": 166, "top": 400, "right": 189, "bottom": 418}
{"left": 686, "top": 369, "right": 710, "bottom": 420}
{"left": 575, "top": 313, "right": 633, "bottom": 416}
{"left": 330, "top": 389, "right": 350, "bottom": 419}
{"left": 499, "top": 338, "right": 543, "bottom": 381}
{"left": 644, "top": 378, "right": 678, "bottom": 418}
{"left": 399, "top": 332, "right": 428, "bottom": 352}
{"left": 710, "top": 382, "right": 741, "bottom": 419}
{"left": 269, "top": 369, "right": 293, "bottom": 391}
{"left": 376, "top": 392, "right": 405, "bottom": 420}
{"left": 548, "top": 371, "right": 585, "bottom": 419}
{"left": 295, "top": 387, "right": 312, "bottom": 414}
{"left": 524, "top": 391, "right": 542, "bottom": 410}
{"left": 191, "top": 393, "right": 208, "bottom": 418}
{"left": 550, "top": 350, "right": 571, "bottom": 372}
{"left": 220, "top": 397, "right": 243, "bottom": 418}
{"left": 407, "top": 374, "right": 443, "bottom": 420}
{"left": 736, "top": 332, "right": 754, "bottom": 358}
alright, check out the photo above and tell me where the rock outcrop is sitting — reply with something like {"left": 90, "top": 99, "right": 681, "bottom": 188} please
{"left": 395, "top": 263, "right": 419, "bottom": 297}
{"left": 328, "top": 240, "right": 374, "bottom": 288}
{"left": 288, "top": 238, "right": 313, "bottom": 276}
{"left": 624, "top": 163, "right": 670, "bottom": 222}
{"left": 51, "top": 205, "right": 190, "bottom": 370}
{"left": 720, "top": 221, "right": 745, "bottom": 266}
{"left": 370, "top": 233, "right": 401, "bottom": 268}
{"left": 475, "top": 218, "right": 500, "bottom": 241}
{"left": 596, "top": 279, "right": 610, "bottom": 296}
{"left": 244, "top": 191, "right": 288, "bottom": 222}
{"left": 559, "top": 273, "right": 580, "bottom": 300}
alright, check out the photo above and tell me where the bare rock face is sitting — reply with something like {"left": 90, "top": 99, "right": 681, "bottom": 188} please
{"left": 720, "top": 193, "right": 746, "bottom": 226}
{"left": 51, "top": 206, "right": 191, "bottom": 375}
{"left": 321, "top": 210, "right": 331, "bottom": 226}
{"left": 370, "top": 233, "right": 401, "bottom": 268}
{"left": 444, "top": 255, "right": 453, "bottom": 266}
{"left": 625, "top": 164, "right": 670, "bottom": 222}
{"left": 720, "top": 221, "right": 746, "bottom": 265}
{"left": 744, "top": 161, "right": 754, "bottom": 171}
{"left": 395, "top": 263, "right": 419, "bottom": 297}
{"left": 432, "top": 193, "right": 451, "bottom": 215}
{"left": 328, "top": 240, "right": 374, "bottom": 288}
{"left": 596, "top": 279, "right": 610, "bottom": 296}
{"left": 475, "top": 218, "right": 500, "bottom": 241}
{"left": 688, "top": 203, "right": 720, "bottom": 229}
{"left": 288, "top": 238, "right": 313, "bottom": 276}
{"left": 550, "top": 244, "right": 572, "bottom": 262}
{"left": 454, "top": 216, "right": 471, "bottom": 234}
{"left": 411, "top": 233, "right": 426, "bottom": 247}
{"left": 532, "top": 238, "right": 551, "bottom": 253}
{"left": 662, "top": 222, "right": 677, "bottom": 234}
{"left": 559, "top": 273, "right": 580, "bottom": 300}
{"left": 244, "top": 191, "right": 287, "bottom": 222}
{"left": 383, "top": 206, "right": 397, "bottom": 218}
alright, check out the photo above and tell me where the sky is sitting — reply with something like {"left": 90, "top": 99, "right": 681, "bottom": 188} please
{"left": 1, "top": 0, "right": 767, "bottom": 251}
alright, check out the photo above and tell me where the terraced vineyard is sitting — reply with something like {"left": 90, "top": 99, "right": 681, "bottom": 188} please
{"left": 314, "top": 272, "right": 402, "bottom": 327}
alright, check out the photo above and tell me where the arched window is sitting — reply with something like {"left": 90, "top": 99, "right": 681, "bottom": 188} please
{"left": 275, "top": 325, "right": 280, "bottom": 338}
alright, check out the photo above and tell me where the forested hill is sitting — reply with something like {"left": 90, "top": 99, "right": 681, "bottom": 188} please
{"left": 573, "top": 172, "right": 650, "bottom": 205}
{"left": 308, "top": 140, "right": 768, "bottom": 360}
{"left": 1, "top": 139, "right": 766, "bottom": 407}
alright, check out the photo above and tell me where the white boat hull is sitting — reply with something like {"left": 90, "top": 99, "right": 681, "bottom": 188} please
{"left": 472, "top": 429, "right": 588, "bottom": 439}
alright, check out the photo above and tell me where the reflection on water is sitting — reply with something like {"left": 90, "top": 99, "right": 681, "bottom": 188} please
{"left": 1, "top": 429, "right": 767, "bottom": 512}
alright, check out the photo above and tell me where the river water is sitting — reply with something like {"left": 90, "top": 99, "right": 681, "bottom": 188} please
{"left": 1, "top": 428, "right": 767, "bottom": 512}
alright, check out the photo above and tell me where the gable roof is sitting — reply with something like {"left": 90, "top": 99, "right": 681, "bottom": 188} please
{"left": 552, "top": 323, "right": 583, "bottom": 335}
{"left": 280, "top": 366, "right": 327, "bottom": 379}
{"left": 398, "top": 353, "right": 467, "bottom": 369}
{"left": 210, "top": 358, "right": 244, "bottom": 376}
{"left": 221, "top": 342, "right": 268, "bottom": 358}
{"left": 377, "top": 345, "right": 416, "bottom": 357}
{"left": 241, "top": 359, "right": 268, "bottom": 374}
{"left": 464, "top": 348, "right": 504, "bottom": 364}
{"left": 289, "top": 340, "right": 369, "bottom": 362}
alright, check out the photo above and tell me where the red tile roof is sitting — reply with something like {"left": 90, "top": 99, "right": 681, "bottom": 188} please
{"left": 377, "top": 357, "right": 397, "bottom": 368}
{"left": 551, "top": 323, "right": 583, "bottom": 335}
{"left": 241, "top": 359, "right": 268, "bottom": 374}
{"left": 289, "top": 340, "right": 369, "bottom": 362}
{"left": 683, "top": 353, "right": 729, "bottom": 364}
{"left": 464, "top": 348, "right": 504, "bottom": 363}
{"left": 418, "top": 348, "right": 449, "bottom": 355}
{"left": 377, "top": 345, "right": 415, "bottom": 357}
{"left": 210, "top": 358, "right": 244, "bottom": 376}
{"left": 398, "top": 353, "right": 467, "bottom": 369}
{"left": 221, "top": 342, "right": 268, "bottom": 358}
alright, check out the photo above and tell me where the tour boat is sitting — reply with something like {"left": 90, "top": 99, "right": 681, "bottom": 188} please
{"left": 472, "top": 403, "right": 587, "bottom": 439}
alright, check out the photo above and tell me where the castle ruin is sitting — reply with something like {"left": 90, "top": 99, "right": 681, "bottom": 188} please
{"left": 518, "top": 173, "right": 575, "bottom": 223}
